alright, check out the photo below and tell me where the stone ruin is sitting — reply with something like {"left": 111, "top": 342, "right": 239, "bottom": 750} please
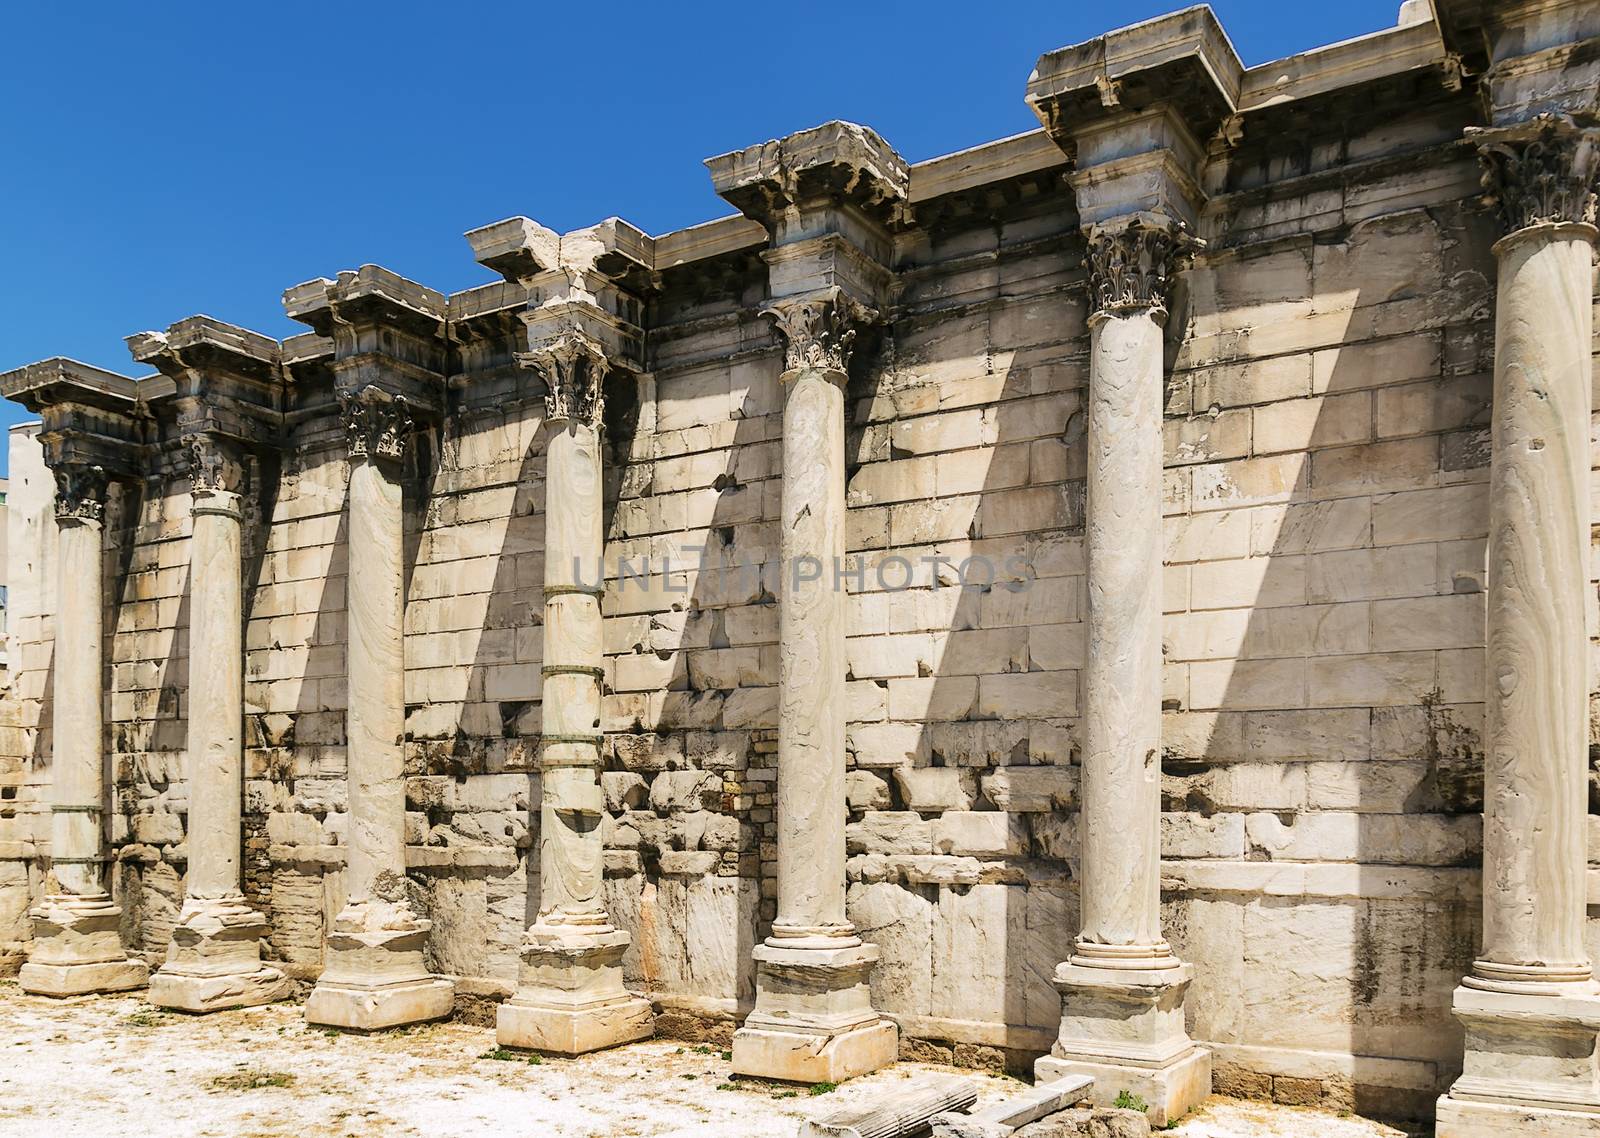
{"left": 1, "top": 2, "right": 1599, "bottom": 1135}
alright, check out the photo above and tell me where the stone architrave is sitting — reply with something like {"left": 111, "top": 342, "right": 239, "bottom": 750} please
{"left": 1031, "top": 215, "right": 1210, "bottom": 1124}
{"left": 19, "top": 461, "right": 149, "bottom": 996}
{"left": 1435, "top": 113, "right": 1600, "bottom": 1138}
{"left": 147, "top": 435, "right": 288, "bottom": 1011}
{"left": 495, "top": 331, "right": 653, "bottom": 1055}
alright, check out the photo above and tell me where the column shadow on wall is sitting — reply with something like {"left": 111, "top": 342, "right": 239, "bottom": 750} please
{"left": 1167, "top": 203, "right": 1494, "bottom": 1120}
{"left": 628, "top": 338, "right": 773, "bottom": 1037}
{"left": 444, "top": 402, "right": 549, "bottom": 993}
{"left": 847, "top": 242, "right": 1087, "bottom": 1071}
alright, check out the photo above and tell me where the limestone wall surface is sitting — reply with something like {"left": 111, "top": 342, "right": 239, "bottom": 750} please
{"left": 0, "top": 41, "right": 1595, "bottom": 1123}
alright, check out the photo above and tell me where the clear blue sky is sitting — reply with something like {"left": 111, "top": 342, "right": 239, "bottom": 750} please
{"left": 0, "top": 0, "right": 1405, "bottom": 469}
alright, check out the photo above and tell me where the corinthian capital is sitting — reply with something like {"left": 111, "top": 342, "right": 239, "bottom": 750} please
{"left": 521, "top": 331, "right": 608, "bottom": 426}
{"left": 1084, "top": 215, "right": 1199, "bottom": 319}
{"left": 762, "top": 288, "right": 877, "bottom": 378}
{"left": 340, "top": 386, "right": 413, "bottom": 464}
{"left": 53, "top": 463, "right": 109, "bottom": 523}
{"left": 1470, "top": 114, "right": 1600, "bottom": 237}
{"left": 186, "top": 434, "right": 245, "bottom": 496}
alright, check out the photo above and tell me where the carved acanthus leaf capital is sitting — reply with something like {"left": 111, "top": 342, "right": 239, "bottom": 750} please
{"left": 1470, "top": 114, "right": 1600, "bottom": 237}
{"left": 53, "top": 463, "right": 109, "bottom": 523}
{"left": 521, "top": 331, "right": 608, "bottom": 426}
{"left": 339, "top": 386, "right": 413, "bottom": 464}
{"left": 762, "top": 288, "right": 877, "bottom": 378}
{"left": 185, "top": 434, "right": 245, "bottom": 496}
{"left": 1084, "top": 216, "right": 1199, "bottom": 318}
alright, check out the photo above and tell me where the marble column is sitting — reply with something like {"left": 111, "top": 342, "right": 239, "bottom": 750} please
{"left": 1438, "top": 115, "right": 1600, "bottom": 1138}
{"left": 149, "top": 437, "right": 287, "bottom": 1011}
{"left": 19, "top": 464, "right": 149, "bottom": 996}
{"left": 731, "top": 288, "right": 897, "bottom": 1084}
{"left": 305, "top": 386, "right": 453, "bottom": 1030}
{"left": 498, "top": 332, "right": 653, "bottom": 1055}
{"left": 1035, "top": 216, "right": 1209, "bottom": 1127}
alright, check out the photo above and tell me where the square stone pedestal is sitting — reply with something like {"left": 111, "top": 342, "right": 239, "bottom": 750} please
{"left": 1436, "top": 983, "right": 1600, "bottom": 1137}
{"left": 148, "top": 897, "right": 289, "bottom": 1013}
{"left": 1034, "top": 961, "right": 1210, "bottom": 1127}
{"left": 732, "top": 940, "right": 898, "bottom": 1084}
{"left": 496, "top": 927, "right": 653, "bottom": 1055}
{"left": 304, "top": 921, "right": 454, "bottom": 1031}
{"left": 19, "top": 892, "right": 149, "bottom": 997}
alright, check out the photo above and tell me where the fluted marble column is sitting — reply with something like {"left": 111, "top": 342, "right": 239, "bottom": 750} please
{"left": 149, "top": 437, "right": 287, "bottom": 1011}
{"left": 731, "top": 288, "right": 897, "bottom": 1084}
{"left": 498, "top": 333, "right": 652, "bottom": 1055}
{"left": 305, "top": 387, "right": 453, "bottom": 1030}
{"left": 1035, "top": 217, "right": 1209, "bottom": 1126}
{"left": 1439, "top": 115, "right": 1600, "bottom": 1138}
{"left": 19, "top": 464, "right": 149, "bottom": 996}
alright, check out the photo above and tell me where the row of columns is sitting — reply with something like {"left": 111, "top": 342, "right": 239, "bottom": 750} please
{"left": 9, "top": 99, "right": 1600, "bottom": 1138}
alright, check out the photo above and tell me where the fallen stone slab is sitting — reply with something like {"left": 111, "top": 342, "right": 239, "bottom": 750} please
{"left": 800, "top": 1075, "right": 979, "bottom": 1137}
{"left": 1014, "top": 1107, "right": 1150, "bottom": 1138}
{"left": 931, "top": 1074, "right": 1095, "bottom": 1137}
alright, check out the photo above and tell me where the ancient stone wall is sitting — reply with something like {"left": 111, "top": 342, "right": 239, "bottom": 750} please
{"left": 0, "top": 16, "right": 1595, "bottom": 1122}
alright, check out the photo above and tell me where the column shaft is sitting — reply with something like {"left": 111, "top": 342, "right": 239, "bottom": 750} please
{"left": 496, "top": 336, "right": 651, "bottom": 1055}
{"left": 51, "top": 515, "right": 105, "bottom": 897}
{"left": 22, "top": 471, "right": 148, "bottom": 997}
{"left": 185, "top": 492, "right": 243, "bottom": 898}
{"left": 1475, "top": 226, "right": 1595, "bottom": 988}
{"left": 537, "top": 420, "right": 607, "bottom": 928}
{"left": 1078, "top": 310, "right": 1170, "bottom": 966}
{"left": 305, "top": 419, "right": 453, "bottom": 1030}
{"left": 345, "top": 456, "right": 408, "bottom": 901}
{"left": 732, "top": 291, "right": 895, "bottom": 1084}
{"left": 774, "top": 365, "right": 849, "bottom": 942}
{"left": 149, "top": 476, "right": 287, "bottom": 1012}
{"left": 1034, "top": 218, "right": 1207, "bottom": 1125}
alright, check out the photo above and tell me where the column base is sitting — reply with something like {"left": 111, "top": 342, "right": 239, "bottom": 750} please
{"left": 1036, "top": 1050, "right": 1210, "bottom": 1129}
{"left": 1437, "top": 983, "right": 1600, "bottom": 1135}
{"left": 148, "top": 895, "right": 289, "bottom": 1013}
{"left": 1436, "top": 1097, "right": 1600, "bottom": 1138}
{"left": 1037, "top": 960, "right": 1210, "bottom": 1126}
{"left": 496, "top": 926, "right": 653, "bottom": 1055}
{"left": 19, "top": 892, "right": 149, "bottom": 997}
{"left": 304, "top": 902, "right": 453, "bottom": 1031}
{"left": 732, "top": 939, "right": 897, "bottom": 1084}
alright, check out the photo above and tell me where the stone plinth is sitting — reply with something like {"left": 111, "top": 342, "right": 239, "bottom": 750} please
{"left": 18, "top": 893, "right": 149, "bottom": 996}
{"left": 733, "top": 940, "right": 898, "bottom": 1085}
{"left": 1036, "top": 963, "right": 1209, "bottom": 1127}
{"left": 496, "top": 928, "right": 652, "bottom": 1055}
{"left": 303, "top": 902, "right": 454, "bottom": 1031}
{"left": 148, "top": 895, "right": 288, "bottom": 1012}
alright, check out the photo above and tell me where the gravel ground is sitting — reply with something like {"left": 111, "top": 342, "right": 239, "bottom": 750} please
{"left": 0, "top": 986, "right": 1417, "bottom": 1138}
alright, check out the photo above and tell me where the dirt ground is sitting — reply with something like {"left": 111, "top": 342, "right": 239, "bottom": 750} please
{"left": 0, "top": 986, "right": 1417, "bottom": 1138}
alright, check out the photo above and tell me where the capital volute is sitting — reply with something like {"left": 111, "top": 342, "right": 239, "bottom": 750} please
{"left": 520, "top": 331, "right": 608, "bottom": 427}
{"left": 339, "top": 386, "right": 413, "bottom": 464}
{"left": 762, "top": 288, "right": 877, "bottom": 380}
{"left": 1469, "top": 115, "right": 1600, "bottom": 244}
{"left": 53, "top": 462, "right": 109, "bottom": 524}
{"left": 1083, "top": 214, "right": 1200, "bottom": 321}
